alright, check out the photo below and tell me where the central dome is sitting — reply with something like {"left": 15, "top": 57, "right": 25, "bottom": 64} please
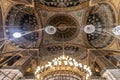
{"left": 47, "top": 14, "right": 79, "bottom": 41}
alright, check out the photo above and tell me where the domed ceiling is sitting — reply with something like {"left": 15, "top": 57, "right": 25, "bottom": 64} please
{"left": 40, "top": 9, "right": 87, "bottom": 59}
{"left": 46, "top": 14, "right": 79, "bottom": 41}
{"left": 5, "top": 4, "right": 42, "bottom": 48}
{"left": 0, "top": 0, "right": 120, "bottom": 79}
{"left": 86, "top": 3, "right": 115, "bottom": 48}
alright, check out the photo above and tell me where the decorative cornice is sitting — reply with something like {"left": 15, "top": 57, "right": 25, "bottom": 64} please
{"left": 35, "top": 2, "right": 89, "bottom": 12}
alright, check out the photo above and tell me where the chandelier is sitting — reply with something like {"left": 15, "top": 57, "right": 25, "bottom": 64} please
{"left": 35, "top": 55, "right": 92, "bottom": 80}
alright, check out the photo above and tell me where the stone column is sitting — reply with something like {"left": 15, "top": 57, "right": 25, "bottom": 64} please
{"left": 12, "top": 57, "right": 31, "bottom": 74}
{"left": 95, "top": 56, "right": 115, "bottom": 69}
{"left": 89, "top": 50, "right": 116, "bottom": 70}
{"left": 102, "top": 69, "right": 120, "bottom": 80}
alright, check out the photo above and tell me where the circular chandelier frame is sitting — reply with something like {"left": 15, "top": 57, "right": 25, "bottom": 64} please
{"left": 35, "top": 55, "right": 92, "bottom": 80}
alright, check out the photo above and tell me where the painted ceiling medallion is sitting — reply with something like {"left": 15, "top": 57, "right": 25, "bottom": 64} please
{"left": 47, "top": 15, "right": 79, "bottom": 41}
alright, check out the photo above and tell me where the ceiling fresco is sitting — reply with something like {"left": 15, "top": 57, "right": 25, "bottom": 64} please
{"left": 5, "top": 4, "right": 41, "bottom": 48}
{"left": 0, "top": 0, "right": 120, "bottom": 79}
{"left": 86, "top": 3, "right": 116, "bottom": 48}
{"left": 46, "top": 14, "right": 79, "bottom": 41}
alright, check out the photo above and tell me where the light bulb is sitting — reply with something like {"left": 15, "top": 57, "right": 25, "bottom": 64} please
{"left": 45, "top": 26, "right": 56, "bottom": 34}
{"left": 13, "top": 32, "right": 22, "bottom": 38}
{"left": 45, "top": 64, "right": 48, "bottom": 68}
{"left": 64, "top": 61, "right": 68, "bottom": 65}
{"left": 66, "top": 56, "right": 69, "bottom": 60}
{"left": 41, "top": 66, "right": 44, "bottom": 69}
{"left": 62, "top": 55, "right": 65, "bottom": 59}
{"left": 78, "top": 63, "right": 82, "bottom": 68}
{"left": 48, "top": 62, "right": 52, "bottom": 67}
{"left": 74, "top": 62, "right": 78, "bottom": 67}
{"left": 69, "top": 58, "right": 72, "bottom": 61}
{"left": 54, "top": 61, "right": 58, "bottom": 66}
{"left": 36, "top": 74, "right": 40, "bottom": 79}
{"left": 37, "top": 66, "right": 41, "bottom": 70}
{"left": 86, "top": 67, "right": 90, "bottom": 71}
{"left": 89, "top": 72, "right": 92, "bottom": 75}
{"left": 84, "top": 25, "right": 95, "bottom": 34}
{"left": 84, "top": 65, "right": 87, "bottom": 70}
{"left": 69, "top": 61, "right": 73, "bottom": 66}
{"left": 58, "top": 61, "right": 62, "bottom": 65}
{"left": 113, "top": 25, "right": 120, "bottom": 35}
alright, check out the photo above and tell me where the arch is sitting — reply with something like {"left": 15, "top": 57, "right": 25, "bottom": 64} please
{"left": 84, "top": 3, "right": 116, "bottom": 48}
{"left": 5, "top": 4, "right": 42, "bottom": 49}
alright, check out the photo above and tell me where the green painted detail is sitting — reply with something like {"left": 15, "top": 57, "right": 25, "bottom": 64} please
{"left": 77, "top": 12, "right": 82, "bottom": 17}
